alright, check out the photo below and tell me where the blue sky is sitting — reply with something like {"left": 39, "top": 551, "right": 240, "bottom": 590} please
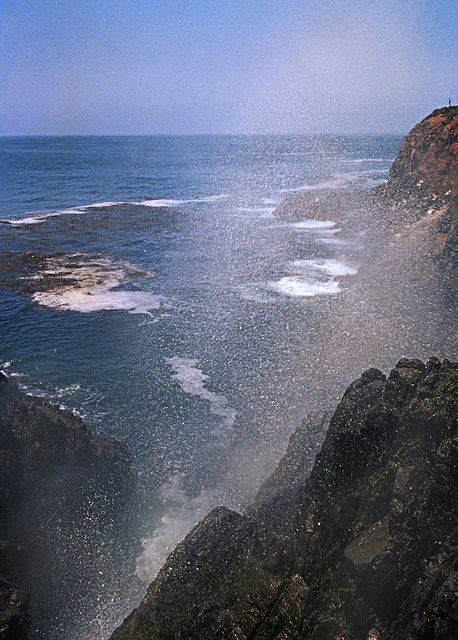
{"left": 1, "top": 0, "right": 456, "bottom": 135}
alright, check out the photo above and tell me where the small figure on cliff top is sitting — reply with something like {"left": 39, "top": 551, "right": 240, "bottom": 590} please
{"left": 449, "top": 97, "right": 452, "bottom": 107}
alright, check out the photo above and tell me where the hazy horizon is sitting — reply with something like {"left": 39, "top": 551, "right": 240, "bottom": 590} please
{"left": 1, "top": 0, "right": 456, "bottom": 137}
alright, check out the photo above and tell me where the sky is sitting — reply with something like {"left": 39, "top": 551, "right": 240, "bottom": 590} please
{"left": 0, "top": 0, "right": 457, "bottom": 135}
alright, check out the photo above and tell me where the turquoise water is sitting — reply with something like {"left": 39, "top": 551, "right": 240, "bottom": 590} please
{"left": 0, "top": 134, "right": 402, "bottom": 638}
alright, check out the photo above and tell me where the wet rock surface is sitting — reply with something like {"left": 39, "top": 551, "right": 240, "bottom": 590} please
{"left": 0, "top": 372, "right": 136, "bottom": 638}
{"left": 110, "top": 357, "right": 458, "bottom": 640}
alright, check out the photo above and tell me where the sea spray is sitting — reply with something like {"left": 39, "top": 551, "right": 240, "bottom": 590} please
{"left": 0, "top": 133, "right": 402, "bottom": 638}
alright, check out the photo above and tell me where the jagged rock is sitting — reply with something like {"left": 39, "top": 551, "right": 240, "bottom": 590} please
{"left": 110, "top": 506, "right": 296, "bottom": 640}
{"left": 109, "top": 358, "right": 458, "bottom": 640}
{"left": 247, "top": 411, "right": 330, "bottom": 536}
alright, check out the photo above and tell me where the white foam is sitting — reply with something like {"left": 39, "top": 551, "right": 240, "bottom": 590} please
{"left": 340, "top": 158, "right": 389, "bottom": 164}
{"left": 80, "top": 201, "right": 124, "bottom": 209}
{"left": 137, "top": 199, "right": 185, "bottom": 208}
{"left": 30, "top": 254, "right": 163, "bottom": 315}
{"left": 2, "top": 194, "right": 229, "bottom": 225}
{"left": 319, "top": 237, "right": 350, "bottom": 246}
{"left": 291, "top": 259, "right": 358, "bottom": 277}
{"left": 33, "top": 288, "right": 162, "bottom": 314}
{"left": 269, "top": 277, "right": 341, "bottom": 298}
{"left": 2, "top": 212, "right": 70, "bottom": 226}
{"left": 292, "top": 219, "right": 337, "bottom": 230}
{"left": 237, "top": 206, "right": 277, "bottom": 218}
{"left": 136, "top": 358, "right": 238, "bottom": 582}
{"left": 1, "top": 206, "right": 89, "bottom": 226}
{"left": 281, "top": 177, "right": 348, "bottom": 194}
{"left": 138, "top": 194, "right": 229, "bottom": 208}
{"left": 166, "top": 357, "right": 237, "bottom": 431}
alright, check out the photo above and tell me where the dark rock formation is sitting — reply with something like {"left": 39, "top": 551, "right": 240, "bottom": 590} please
{"left": 110, "top": 506, "right": 297, "bottom": 640}
{"left": 0, "top": 372, "right": 136, "bottom": 638}
{"left": 109, "top": 357, "right": 458, "bottom": 640}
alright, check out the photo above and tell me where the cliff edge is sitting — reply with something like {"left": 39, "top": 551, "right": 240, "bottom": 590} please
{"left": 383, "top": 106, "right": 458, "bottom": 202}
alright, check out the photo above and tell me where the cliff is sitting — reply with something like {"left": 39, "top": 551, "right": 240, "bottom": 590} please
{"left": 383, "top": 106, "right": 458, "bottom": 203}
{"left": 109, "top": 107, "right": 458, "bottom": 640}
{"left": 0, "top": 373, "right": 135, "bottom": 639}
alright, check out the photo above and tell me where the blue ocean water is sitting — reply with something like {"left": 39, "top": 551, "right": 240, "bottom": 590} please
{"left": 0, "top": 134, "right": 402, "bottom": 638}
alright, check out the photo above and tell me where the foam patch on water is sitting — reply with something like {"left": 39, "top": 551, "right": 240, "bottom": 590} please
{"left": 1, "top": 209, "right": 82, "bottom": 226}
{"left": 136, "top": 359, "right": 238, "bottom": 581}
{"left": 0, "top": 362, "right": 14, "bottom": 376}
{"left": 292, "top": 219, "right": 337, "bottom": 230}
{"left": 280, "top": 176, "right": 349, "bottom": 193}
{"left": 81, "top": 201, "right": 122, "bottom": 209}
{"left": 30, "top": 253, "right": 163, "bottom": 315}
{"left": 137, "top": 199, "right": 185, "bottom": 208}
{"left": 138, "top": 194, "right": 229, "bottom": 207}
{"left": 269, "top": 277, "right": 341, "bottom": 298}
{"left": 237, "top": 206, "right": 277, "bottom": 217}
{"left": 166, "top": 356, "right": 237, "bottom": 431}
{"left": 340, "top": 158, "right": 390, "bottom": 164}
{"left": 291, "top": 259, "right": 358, "bottom": 277}
{"left": 1, "top": 194, "right": 229, "bottom": 225}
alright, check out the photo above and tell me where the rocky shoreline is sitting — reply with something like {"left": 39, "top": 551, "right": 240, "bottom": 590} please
{"left": 110, "top": 356, "right": 458, "bottom": 640}
{"left": 1, "top": 106, "right": 457, "bottom": 638}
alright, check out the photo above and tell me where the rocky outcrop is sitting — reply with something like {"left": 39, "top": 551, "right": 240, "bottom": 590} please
{"left": 383, "top": 106, "right": 458, "bottom": 203}
{"left": 110, "top": 506, "right": 297, "bottom": 640}
{"left": 0, "top": 372, "right": 135, "bottom": 638}
{"left": 109, "top": 357, "right": 458, "bottom": 640}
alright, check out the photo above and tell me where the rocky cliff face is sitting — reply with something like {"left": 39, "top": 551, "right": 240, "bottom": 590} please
{"left": 274, "top": 106, "right": 458, "bottom": 411}
{"left": 110, "top": 357, "right": 458, "bottom": 640}
{"left": 384, "top": 106, "right": 458, "bottom": 203}
{"left": 0, "top": 373, "right": 135, "bottom": 639}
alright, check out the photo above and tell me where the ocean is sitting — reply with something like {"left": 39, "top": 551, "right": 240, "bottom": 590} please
{"left": 0, "top": 133, "right": 402, "bottom": 638}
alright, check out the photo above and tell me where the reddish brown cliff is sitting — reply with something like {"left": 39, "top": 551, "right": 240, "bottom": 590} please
{"left": 386, "top": 106, "right": 458, "bottom": 201}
